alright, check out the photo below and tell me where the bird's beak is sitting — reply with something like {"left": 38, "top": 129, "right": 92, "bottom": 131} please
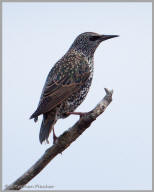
{"left": 100, "top": 35, "right": 119, "bottom": 41}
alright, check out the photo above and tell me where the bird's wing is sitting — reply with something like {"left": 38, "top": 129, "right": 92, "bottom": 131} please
{"left": 32, "top": 54, "right": 90, "bottom": 116}
{"left": 39, "top": 72, "right": 90, "bottom": 113}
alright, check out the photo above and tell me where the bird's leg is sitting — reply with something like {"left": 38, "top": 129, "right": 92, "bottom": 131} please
{"left": 46, "top": 125, "right": 53, "bottom": 144}
{"left": 53, "top": 127, "right": 58, "bottom": 144}
{"left": 67, "top": 112, "right": 87, "bottom": 118}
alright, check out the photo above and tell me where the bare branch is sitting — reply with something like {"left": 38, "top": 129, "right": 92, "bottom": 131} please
{"left": 5, "top": 88, "right": 113, "bottom": 190}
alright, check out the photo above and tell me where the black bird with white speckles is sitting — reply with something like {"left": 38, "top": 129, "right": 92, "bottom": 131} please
{"left": 30, "top": 32, "right": 118, "bottom": 144}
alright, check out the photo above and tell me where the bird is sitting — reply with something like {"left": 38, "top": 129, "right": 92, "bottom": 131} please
{"left": 30, "top": 32, "right": 118, "bottom": 144}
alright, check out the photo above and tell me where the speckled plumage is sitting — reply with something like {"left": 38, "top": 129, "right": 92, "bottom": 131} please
{"left": 30, "top": 32, "right": 118, "bottom": 144}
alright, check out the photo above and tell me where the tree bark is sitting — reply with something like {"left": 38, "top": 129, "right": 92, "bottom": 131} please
{"left": 5, "top": 88, "right": 113, "bottom": 190}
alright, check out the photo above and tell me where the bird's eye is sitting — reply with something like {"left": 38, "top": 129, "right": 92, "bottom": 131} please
{"left": 89, "top": 36, "right": 100, "bottom": 41}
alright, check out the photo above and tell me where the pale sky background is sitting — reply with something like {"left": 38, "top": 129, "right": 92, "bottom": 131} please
{"left": 2, "top": 2, "right": 152, "bottom": 190}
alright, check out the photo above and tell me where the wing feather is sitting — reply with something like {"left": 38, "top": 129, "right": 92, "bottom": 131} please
{"left": 33, "top": 71, "right": 90, "bottom": 116}
{"left": 30, "top": 51, "right": 91, "bottom": 118}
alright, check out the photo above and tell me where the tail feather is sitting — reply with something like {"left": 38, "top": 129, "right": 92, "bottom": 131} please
{"left": 39, "top": 118, "right": 54, "bottom": 144}
{"left": 30, "top": 110, "right": 40, "bottom": 122}
{"left": 39, "top": 112, "right": 57, "bottom": 144}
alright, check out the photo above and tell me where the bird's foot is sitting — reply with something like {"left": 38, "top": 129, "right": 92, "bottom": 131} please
{"left": 53, "top": 134, "right": 58, "bottom": 144}
{"left": 53, "top": 127, "right": 58, "bottom": 144}
{"left": 66, "top": 112, "right": 87, "bottom": 118}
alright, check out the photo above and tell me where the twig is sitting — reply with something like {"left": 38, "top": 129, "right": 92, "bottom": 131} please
{"left": 5, "top": 88, "right": 113, "bottom": 190}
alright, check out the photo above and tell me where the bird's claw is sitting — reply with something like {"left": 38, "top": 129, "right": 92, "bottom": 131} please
{"left": 53, "top": 135, "right": 58, "bottom": 144}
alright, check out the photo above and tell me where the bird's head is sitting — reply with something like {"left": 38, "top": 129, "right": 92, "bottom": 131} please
{"left": 70, "top": 32, "right": 119, "bottom": 57}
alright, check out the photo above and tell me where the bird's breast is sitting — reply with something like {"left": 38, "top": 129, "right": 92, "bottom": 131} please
{"left": 87, "top": 56, "right": 94, "bottom": 78}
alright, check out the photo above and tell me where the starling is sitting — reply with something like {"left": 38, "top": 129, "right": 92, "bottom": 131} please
{"left": 30, "top": 32, "right": 118, "bottom": 144}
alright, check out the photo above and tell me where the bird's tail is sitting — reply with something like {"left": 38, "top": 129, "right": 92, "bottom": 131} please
{"left": 39, "top": 111, "right": 57, "bottom": 144}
